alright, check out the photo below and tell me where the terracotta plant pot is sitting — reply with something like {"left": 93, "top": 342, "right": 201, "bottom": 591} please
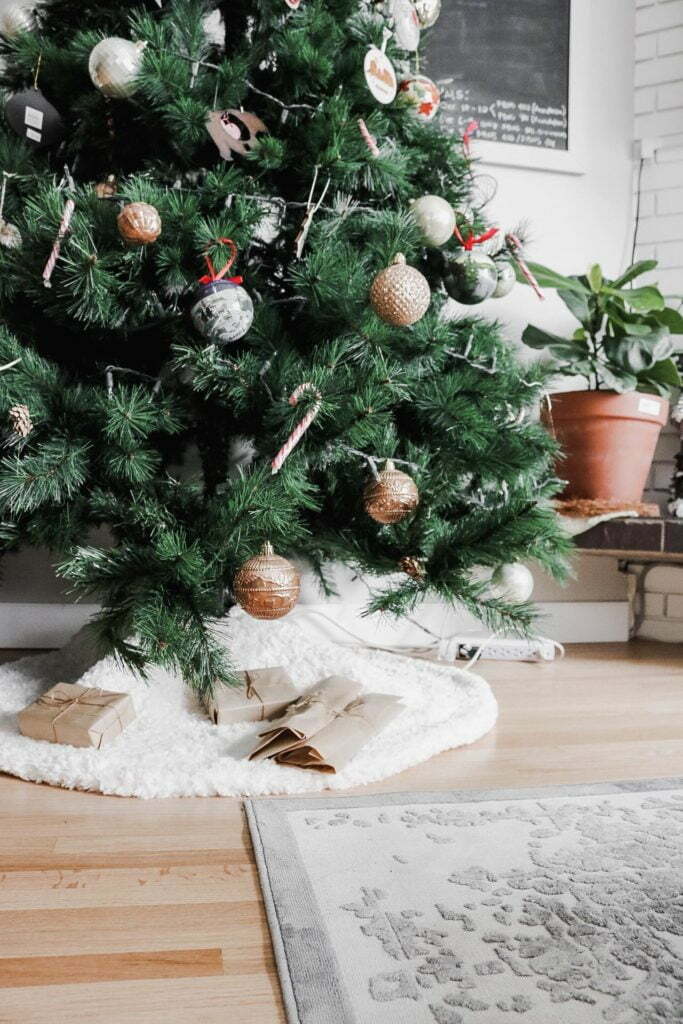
{"left": 547, "top": 390, "right": 669, "bottom": 502}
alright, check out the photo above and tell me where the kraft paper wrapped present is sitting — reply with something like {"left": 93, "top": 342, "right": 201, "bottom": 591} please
{"left": 18, "top": 682, "right": 135, "bottom": 749}
{"left": 275, "top": 693, "right": 404, "bottom": 774}
{"left": 249, "top": 675, "right": 361, "bottom": 761}
{"left": 206, "top": 667, "right": 298, "bottom": 725}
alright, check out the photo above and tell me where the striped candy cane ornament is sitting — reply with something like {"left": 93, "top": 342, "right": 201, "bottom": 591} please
{"left": 506, "top": 233, "right": 544, "bottom": 301}
{"left": 43, "top": 167, "right": 76, "bottom": 289}
{"left": 271, "top": 382, "right": 322, "bottom": 475}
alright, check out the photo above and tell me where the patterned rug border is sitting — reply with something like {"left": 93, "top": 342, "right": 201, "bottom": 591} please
{"left": 245, "top": 777, "right": 683, "bottom": 1024}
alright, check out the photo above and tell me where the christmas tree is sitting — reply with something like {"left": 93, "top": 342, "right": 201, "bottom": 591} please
{"left": 0, "top": 0, "right": 569, "bottom": 695}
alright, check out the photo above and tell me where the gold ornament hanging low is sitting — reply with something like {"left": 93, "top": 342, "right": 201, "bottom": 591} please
{"left": 233, "top": 541, "right": 300, "bottom": 620}
{"left": 117, "top": 201, "right": 161, "bottom": 245}
{"left": 369, "top": 252, "right": 431, "bottom": 327}
{"left": 399, "top": 555, "right": 425, "bottom": 580}
{"left": 364, "top": 460, "right": 420, "bottom": 524}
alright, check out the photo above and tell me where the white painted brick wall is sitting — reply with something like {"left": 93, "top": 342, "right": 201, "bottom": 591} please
{"left": 634, "top": 0, "right": 683, "bottom": 642}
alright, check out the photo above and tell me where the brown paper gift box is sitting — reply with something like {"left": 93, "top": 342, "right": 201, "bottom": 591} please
{"left": 249, "top": 675, "right": 361, "bottom": 760}
{"left": 18, "top": 682, "right": 136, "bottom": 749}
{"left": 205, "top": 667, "right": 298, "bottom": 725}
{"left": 275, "top": 693, "right": 404, "bottom": 773}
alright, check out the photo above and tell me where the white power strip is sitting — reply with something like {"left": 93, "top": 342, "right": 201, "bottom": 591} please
{"left": 453, "top": 637, "right": 560, "bottom": 662}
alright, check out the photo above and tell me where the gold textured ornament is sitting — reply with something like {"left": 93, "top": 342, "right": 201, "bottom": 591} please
{"left": 233, "top": 541, "right": 300, "bottom": 620}
{"left": 369, "top": 252, "right": 431, "bottom": 326}
{"left": 117, "top": 201, "right": 161, "bottom": 245}
{"left": 399, "top": 555, "right": 425, "bottom": 580}
{"left": 364, "top": 460, "right": 420, "bottom": 524}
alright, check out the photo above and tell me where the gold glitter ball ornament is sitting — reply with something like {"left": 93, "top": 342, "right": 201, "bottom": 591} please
{"left": 233, "top": 541, "right": 300, "bottom": 620}
{"left": 117, "top": 202, "right": 162, "bottom": 245}
{"left": 369, "top": 252, "right": 431, "bottom": 327}
{"left": 364, "top": 460, "right": 420, "bottom": 524}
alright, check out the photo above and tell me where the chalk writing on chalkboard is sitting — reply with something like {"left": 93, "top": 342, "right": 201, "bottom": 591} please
{"left": 424, "top": 0, "right": 570, "bottom": 150}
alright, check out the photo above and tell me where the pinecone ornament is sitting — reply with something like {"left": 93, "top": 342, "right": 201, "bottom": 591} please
{"left": 369, "top": 253, "right": 431, "bottom": 327}
{"left": 8, "top": 403, "right": 32, "bottom": 438}
{"left": 364, "top": 460, "right": 420, "bottom": 524}
{"left": 399, "top": 555, "right": 425, "bottom": 580}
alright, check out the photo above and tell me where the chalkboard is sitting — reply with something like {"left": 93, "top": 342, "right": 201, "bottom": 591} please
{"left": 424, "top": 0, "right": 571, "bottom": 151}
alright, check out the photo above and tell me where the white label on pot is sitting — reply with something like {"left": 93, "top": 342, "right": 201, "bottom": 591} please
{"left": 638, "top": 397, "right": 661, "bottom": 416}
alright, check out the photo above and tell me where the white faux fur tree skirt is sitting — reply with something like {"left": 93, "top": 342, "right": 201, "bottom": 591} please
{"left": 0, "top": 612, "right": 498, "bottom": 798}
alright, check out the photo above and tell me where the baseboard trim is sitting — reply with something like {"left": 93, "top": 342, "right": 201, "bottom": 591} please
{"left": 0, "top": 603, "right": 100, "bottom": 648}
{"left": 0, "top": 599, "right": 630, "bottom": 649}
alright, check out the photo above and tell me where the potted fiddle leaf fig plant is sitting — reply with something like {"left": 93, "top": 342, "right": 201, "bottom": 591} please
{"left": 520, "top": 259, "right": 682, "bottom": 502}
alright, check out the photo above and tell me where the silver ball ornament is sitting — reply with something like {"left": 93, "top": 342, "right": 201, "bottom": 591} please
{"left": 492, "top": 259, "right": 516, "bottom": 298}
{"left": 88, "top": 37, "right": 146, "bottom": 99}
{"left": 0, "top": 3, "right": 34, "bottom": 37}
{"left": 490, "top": 563, "right": 534, "bottom": 603}
{"left": 442, "top": 250, "right": 498, "bottom": 305}
{"left": 191, "top": 279, "right": 254, "bottom": 345}
{"left": 414, "top": 0, "right": 441, "bottom": 27}
{"left": 411, "top": 194, "right": 455, "bottom": 247}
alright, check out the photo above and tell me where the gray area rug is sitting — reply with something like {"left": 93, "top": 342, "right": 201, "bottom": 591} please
{"left": 246, "top": 779, "right": 683, "bottom": 1023}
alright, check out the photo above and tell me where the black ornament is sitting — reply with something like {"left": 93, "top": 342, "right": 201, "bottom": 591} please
{"left": 442, "top": 250, "right": 498, "bottom": 305}
{"left": 4, "top": 88, "right": 63, "bottom": 149}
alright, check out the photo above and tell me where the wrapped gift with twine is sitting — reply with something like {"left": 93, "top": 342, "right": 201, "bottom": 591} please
{"left": 276, "top": 693, "right": 404, "bottom": 773}
{"left": 205, "top": 667, "right": 297, "bottom": 725}
{"left": 18, "top": 682, "right": 135, "bottom": 749}
{"left": 249, "top": 675, "right": 362, "bottom": 760}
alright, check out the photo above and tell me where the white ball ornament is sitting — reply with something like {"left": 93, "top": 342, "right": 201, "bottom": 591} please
{"left": 0, "top": 3, "right": 34, "bottom": 37}
{"left": 411, "top": 195, "right": 455, "bottom": 247}
{"left": 491, "top": 259, "right": 516, "bottom": 298}
{"left": 88, "top": 37, "right": 147, "bottom": 99}
{"left": 414, "top": 0, "right": 441, "bottom": 28}
{"left": 490, "top": 563, "right": 534, "bottom": 604}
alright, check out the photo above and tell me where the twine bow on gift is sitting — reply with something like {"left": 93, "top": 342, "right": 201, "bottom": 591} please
{"left": 198, "top": 237, "right": 243, "bottom": 286}
{"left": 453, "top": 224, "right": 499, "bottom": 250}
{"left": 244, "top": 670, "right": 268, "bottom": 720}
{"left": 332, "top": 697, "right": 367, "bottom": 722}
{"left": 36, "top": 686, "right": 126, "bottom": 745}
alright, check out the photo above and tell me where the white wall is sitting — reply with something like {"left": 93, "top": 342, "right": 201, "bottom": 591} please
{"left": 476, "top": 0, "right": 637, "bottom": 351}
{"left": 0, "top": 0, "right": 637, "bottom": 643}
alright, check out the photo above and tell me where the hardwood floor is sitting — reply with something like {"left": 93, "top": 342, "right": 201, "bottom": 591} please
{"left": 0, "top": 641, "right": 681, "bottom": 1023}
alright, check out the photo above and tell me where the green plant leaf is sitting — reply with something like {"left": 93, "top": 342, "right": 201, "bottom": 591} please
{"left": 654, "top": 306, "right": 683, "bottom": 334}
{"left": 603, "top": 328, "right": 672, "bottom": 374}
{"left": 521, "top": 324, "right": 589, "bottom": 357}
{"left": 609, "top": 259, "right": 658, "bottom": 289}
{"left": 558, "top": 287, "right": 592, "bottom": 326}
{"left": 572, "top": 327, "right": 587, "bottom": 340}
{"left": 587, "top": 263, "right": 603, "bottom": 292}
{"left": 517, "top": 262, "right": 589, "bottom": 295}
{"left": 599, "top": 365, "right": 638, "bottom": 393}
{"left": 603, "top": 285, "right": 665, "bottom": 312}
{"left": 637, "top": 357, "right": 682, "bottom": 389}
